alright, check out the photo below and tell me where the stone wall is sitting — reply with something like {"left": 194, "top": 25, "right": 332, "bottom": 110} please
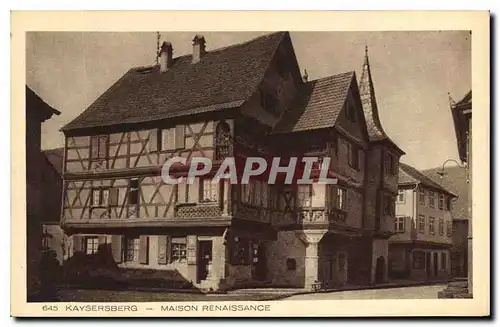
{"left": 266, "top": 231, "right": 305, "bottom": 287}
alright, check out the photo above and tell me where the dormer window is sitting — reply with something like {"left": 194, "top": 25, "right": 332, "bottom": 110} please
{"left": 260, "top": 90, "right": 280, "bottom": 116}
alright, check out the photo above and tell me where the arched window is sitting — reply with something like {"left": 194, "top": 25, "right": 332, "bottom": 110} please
{"left": 215, "top": 121, "right": 231, "bottom": 160}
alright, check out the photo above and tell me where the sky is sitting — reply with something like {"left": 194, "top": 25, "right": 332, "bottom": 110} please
{"left": 26, "top": 31, "right": 471, "bottom": 170}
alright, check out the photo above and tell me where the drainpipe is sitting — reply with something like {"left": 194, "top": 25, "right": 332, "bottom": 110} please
{"left": 408, "top": 182, "right": 420, "bottom": 276}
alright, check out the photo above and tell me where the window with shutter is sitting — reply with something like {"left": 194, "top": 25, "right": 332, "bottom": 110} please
{"left": 157, "top": 235, "right": 170, "bottom": 265}
{"left": 128, "top": 179, "right": 139, "bottom": 205}
{"left": 125, "top": 237, "right": 140, "bottom": 262}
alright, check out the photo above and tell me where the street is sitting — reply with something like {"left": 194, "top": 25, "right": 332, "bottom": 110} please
{"left": 283, "top": 285, "right": 447, "bottom": 300}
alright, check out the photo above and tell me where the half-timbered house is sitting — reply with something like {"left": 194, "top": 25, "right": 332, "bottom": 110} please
{"left": 60, "top": 32, "right": 404, "bottom": 290}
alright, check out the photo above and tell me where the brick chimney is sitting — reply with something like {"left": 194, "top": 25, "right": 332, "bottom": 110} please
{"left": 192, "top": 35, "right": 206, "bottom": 64}
{"left": 159, "top": 41, "right": 173, "bottom": 73}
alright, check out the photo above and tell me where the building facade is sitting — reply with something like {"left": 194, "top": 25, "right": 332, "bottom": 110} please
{"left": 26, "top": 86, "right": 61, "bottom": 299}
{"left": 60, "top": 32, "right": 404, "bottom": 290}
{"left": 449, "top": 90, "right": 472, "bottom": 293}
{"left": 389, "top": 163, "right": 456, "bottom": 280}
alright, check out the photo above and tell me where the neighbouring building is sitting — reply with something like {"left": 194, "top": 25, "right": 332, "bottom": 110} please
{"left": 26, "top": 86, "right": 61, "bottom": 299}
{"left": 389, "top": 163, "right": 456, "bottom": 280}
{"left": 449, "top": 90, "right": 472, "bottom": 293}
{"left": 423, "top": 166, "right": 469, "bottom": 279}
{"left": 59, "top": 32, "right": 404, "bottom": 290}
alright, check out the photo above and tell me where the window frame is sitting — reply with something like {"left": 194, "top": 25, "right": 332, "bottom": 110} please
{"left": 439, "top": 194, "right": 445, "bottom": 211}
{"left": 429, "top": 191, "right": 435, "bottom": 208}
{"left": 418, "top": 215, "right": 426, "bottom": 234}
{"left": 297, "top": 184, "right": 312, "bottom": 208}
{"left": 397, "top": 189, "right": 405, "bottom": 203}
{"left": 85, "top": 236, "right": 100, "bottom": 255}
{"left": 394, "top": 216, "right": 406, "bottom": 233}
{"left": 439, "top": 218, "right": 444, "bottom": 236}
{"left": 125, "top": 237, "right": 140, "bottom": 262}
{"left": 429, "top": 217, "right": 436, "bottom": 235}
{"left": 336, "top": 187, "right": 347, "bottom": 211}
{"left": 419, "top": 188, "right": 426, "bottom": 206}
{"left": 91, "top": 187, "right": 110, "bottom": 208}
{"left": 170, "top": 237, "right": 187, "bottom": 263}
{"left": 90, "top": 135, "right": 109, "bottom": 162}
{"left": 200, "top": 178, "right": 218, "bottom": 203}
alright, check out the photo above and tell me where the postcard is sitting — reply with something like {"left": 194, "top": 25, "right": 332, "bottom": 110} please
{"left": 11, "top": 10, "right": 490, "bottom": 317}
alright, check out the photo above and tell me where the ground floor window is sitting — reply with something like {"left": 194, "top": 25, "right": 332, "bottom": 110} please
{"left": 125, "top": 237, "right": 140, "bottom": 262}
{"left": 412, "top": 251, "right": 425, "bottom": 269}
{"left": 85, "top": 236, "right": 99, "bottom": 255}
{"left": 171, "top": 237, "right": 187, "bottom": 262}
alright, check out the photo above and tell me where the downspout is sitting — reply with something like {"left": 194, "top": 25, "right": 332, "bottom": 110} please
{"left": 408, "top": 182, "right": 420, "bottom": 275}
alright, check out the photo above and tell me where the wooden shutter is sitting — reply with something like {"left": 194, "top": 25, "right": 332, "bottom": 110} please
{"left": 139, "top": 235, "right": 149, "bottom": 265}
{"left": 175, "top": 125, "right": 185, "bottom": 149}
{"left": 109, "top": 188, "right": 119, "bottom": 206}
{"left": 149, "top": 129, "right": 158, "bottom": 152}
{"left": 111, "top": 235, "right": 123, "bottom": 263}
{"left": 98, "top": 235, "right": 107, "bottom": 244}
{"left": 73, "top": 235, "right": 83, "bottom": 253}
{"left": 177, "top": 183, "right": 187, "bottom": 204}
{"left": 157, "top": 235, "right": 171, "bottom": 265}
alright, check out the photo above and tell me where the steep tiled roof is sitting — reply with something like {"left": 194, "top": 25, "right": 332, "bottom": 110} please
{"left": 399, "top": 163, "right": 457, "bottom": 197}
{"left": 43, "top": 148, "right": 64, "bottom": 176}
{"left": 272, "top": 72, "right": 354, "bottom": 134}
{"left": 62, "top": 32, "right": 286, "bottom": 131}
{"left": 26, "top": 86, "right": 61, "bottom": 120}
{"left": 423, "top": 166, "right": 470, "bottom": 220}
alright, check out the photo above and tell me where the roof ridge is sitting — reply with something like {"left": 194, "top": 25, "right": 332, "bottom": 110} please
{"left": 128, "top": 32, "right": 287, "bottom": 73}
{"left": 305, "top": 71, "right": 355, "bottom": 85}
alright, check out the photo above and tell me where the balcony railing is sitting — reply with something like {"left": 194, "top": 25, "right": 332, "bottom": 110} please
{"left": 297, "top": 208, "right": 347, "bottom": 224}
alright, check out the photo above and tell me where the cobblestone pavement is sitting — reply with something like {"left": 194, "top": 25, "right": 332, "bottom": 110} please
{"left": 283, "top": 284, "right": 447, "bottom": 300}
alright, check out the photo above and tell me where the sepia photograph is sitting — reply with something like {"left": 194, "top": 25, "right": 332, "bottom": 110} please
{"left": 12, "top": 11, "right": 489, "bottom": 317}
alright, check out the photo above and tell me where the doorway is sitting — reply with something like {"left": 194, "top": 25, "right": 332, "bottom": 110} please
{"left": 197, "top": 240, "right": 212, "bottom": 282}
{"left": 252, "top": 243, "right": 267, "bottom": 281}
{"left": 375, "top": 256, "right": 385, "bottom": 284}
{"left": 425, "top": 252, "right": 431, "bottom": 278}
{"left": 433, "top": 252, "right": 438, "bottom": 277}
